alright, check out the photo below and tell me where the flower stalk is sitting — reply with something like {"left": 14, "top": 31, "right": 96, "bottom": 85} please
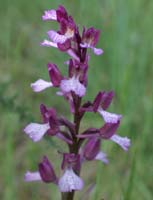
{"left": 24, "top": 5, "right": 131, "bottom": 200}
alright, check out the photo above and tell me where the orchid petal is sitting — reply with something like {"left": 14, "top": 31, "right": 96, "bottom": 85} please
{"left": 24, "top": 123, "right": 50, "bottom": 142}
{"left": 47, "top": 30, "right": 67, "bottom": 44}
{"left": 80, "top": 43, "right": 103, "bottom": 55}
{"left": 40, "top": 40, "right": 58, "bottom": 48}
{"left": 92, "top": 47, "right": 103, "bottom": 55}
{"left": 24, "top": 171, "right": 42, "bottom": 182}
{"left": 58, "top": 168, "right": 84, "bottom": 192}
{"left": 60, "top": 76, "right": 86, "bottom": 97}
{"left": 95, "top": 151, "right": 109, "bottom": 164}
{"left": 110, "top": 134, "right": 131, "bottom": 151}
{"left": 80, "top": 43, "right": 89, "bottom": 48}
{"left": 31, "top": 79, "right": 53, "bottom": 92}
{"left": 98, "top": 109, "right": 122, "bottom": 123}
{"left": 42, "top": 10, "right": 57, "bottom": 21}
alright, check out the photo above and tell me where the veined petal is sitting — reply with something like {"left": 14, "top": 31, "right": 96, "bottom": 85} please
{"left": 48, "top": 30, "right": 67, "bottom": 44}
{"left": 31, "top": 79, "right": 53, "bottom": 92}
{"left": 24, "top": 123, "right": 50, "bottom": 142}
{"left": 91, "top": 47, "right": 103, "bottom": 55}
{"left": 110, "top": 134, "right": 131, "bottom": 151}
{"left": 42, "top": 10, "right": 57, "bottom": 21}
{"left": 24, "top": 171, "right": 42, "bottom": 182}
{"left": 98, "top": 109, "right": 122, "bottom": 123}
{"left": 80, "top": 43, "right": 103, "bottom": 55}
{"left": 80, "top": 43, "right": 89, "bottom": 48}
{"left": 60, "top": 76, "right": 86, "bottom": 97}
{"left": 40, "top": 40, "right": 58, "bottom": 48}
{"left": 58, "top": 168, "right": 84, "bottom": 192}
{"left": 95, "top": 151, "right": 109, "bottom": 164}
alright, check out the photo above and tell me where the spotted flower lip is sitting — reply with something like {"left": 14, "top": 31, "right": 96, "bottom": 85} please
{"left": 58, "top": 168, "right": 84, "bottom": 192}
{"left": 24, "top": 171, "right": 42, "bottom": 182}
{"left": 47, "top": 30, "right": 68, "bottom": 44}
{"left": 42, "top": 9, "right": 57, "bottom": 21}
{"left": 31, "top": 79, "right": 53, "bottom": 92}
{"left": 24, "top": 122, "right": 50, "bottom": 142}
{"left": 60, "top": 76, "right": 86, "bottom": 97}
{"left": 98, "top": 109, "right": 122, "bottom": 123}
{"left": 110, "top": 134, "right": 131, "bottom": 151}
{"left": 95, "top": 151, "right": 109, "bottom": 164}
{"left": 40, "top": 39, "right": 58, "bottom": 48}
{"left": 42, "top": 5, "right": 68, "bottom": 22}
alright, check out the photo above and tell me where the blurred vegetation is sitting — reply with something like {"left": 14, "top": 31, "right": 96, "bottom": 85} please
{"left": 0, "top": 0, "right": 153, "bottom": 199}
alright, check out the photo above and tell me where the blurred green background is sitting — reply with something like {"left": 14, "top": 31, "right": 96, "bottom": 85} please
{"left": 0, "top": 0, "right": 153, "bottom": 199}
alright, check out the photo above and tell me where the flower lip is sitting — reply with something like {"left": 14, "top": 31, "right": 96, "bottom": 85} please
{"left": 40, "top": 40, "right": 58, "bottom": 48}
{"left": 98, "top": 109, "right": 122, "bottom": 124}
{"left": 110, "top": 134, "right": 131, "bottom": 151}
{"left": 58, "top": 168, "right": 84, "bottom": 192}
{"left": 95, "top": 151, "right": 109, "bottom": 164}
{"left": 24, "top": 122, "right": 50, "bottom": 142}
{"left": 24, "top": 171, "right": 42, "bottom": 182}
{"left": 60, "top": 76, "right": 86, "bottom": 97}
{"left": 42, "top": 9, "right": 57, "bottom": 21}
{"left": 31, "top": 79, "right": 53, "bottom": 92}
{"left": 47, "top": 30, "right": 68, "bottom": 44}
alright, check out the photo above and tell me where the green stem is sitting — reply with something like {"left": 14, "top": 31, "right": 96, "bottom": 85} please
{"left": 61, "top": 191, "right": 75, "bottom": 200}
{"left": 61, "top": 96, "right": 82, "bottom": 200}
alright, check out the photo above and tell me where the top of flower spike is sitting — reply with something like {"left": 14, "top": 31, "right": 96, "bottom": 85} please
{"left": 42, "top": 5, "right": 67, "bottom": 21}
{"left": 41, "top": 5, "right": 103, "bottom": 56}
{"left": 82, "top": 27, "right": 100, "bottom": 47}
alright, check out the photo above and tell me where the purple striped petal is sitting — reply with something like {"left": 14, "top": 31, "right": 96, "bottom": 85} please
{"left": 47, "top": 30, "right": 67, "bottom": 44}
{"left": 42, "top": 10, "right": 57, "bottom": 21}
{"left": 110, "top": 134, "right": 131, "bottom": 151}
{"left": 24, "top": 123, "right": 50, "bottom": 142}
{"left": 80, "top": 43, "right": 103, "bottom": 55}
{"left": 58, "top": 168, "right": 84, "bottom": 192}
{"left": 80, "top": 43, "right": 89, "bottom": 48}
{"left": 31, "top": 79, "right": 53, "bottom": 92}
{"left": 60, "top": 76, "right": 86, "bottom": 97}
{"left": 91, "top": 47, "right": 103, "bottom": 55}
{"left": 98, "top": 109, "right": 122, "bottom": 123}
{"left": 95, "top": 151, "right": 109, "bottom": 164}
{"left": 40, "top": 40, "right": 58, "bottom": 48}
{"left": 24, "top": 171, "right": 42, "bottom": 182}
